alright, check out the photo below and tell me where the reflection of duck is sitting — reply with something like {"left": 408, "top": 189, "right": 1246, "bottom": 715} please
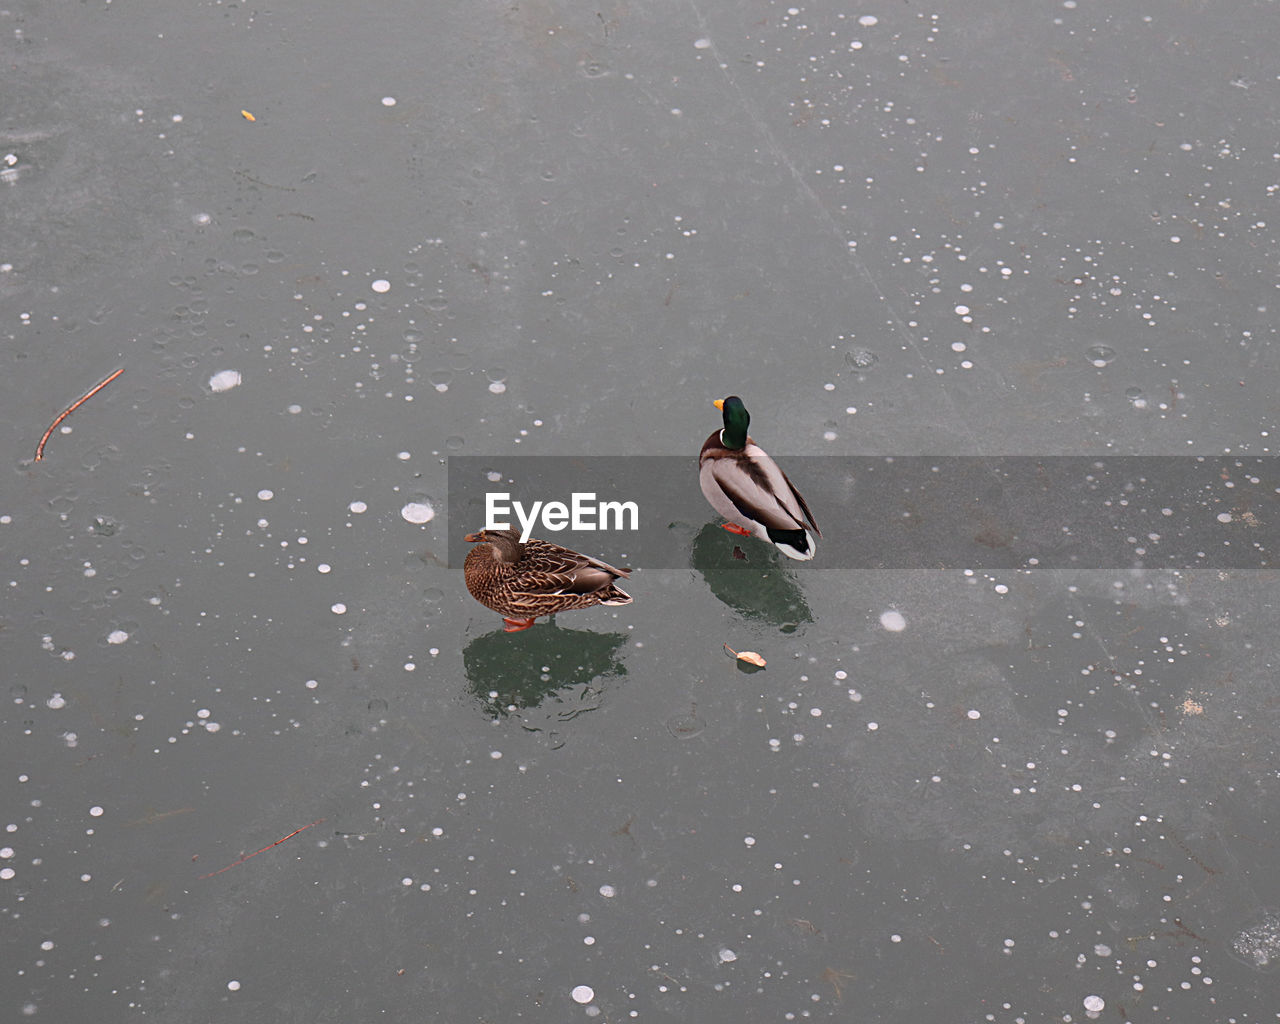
{"left": 463, "top": 529, "right": 632, "bottom": 632}
{"left": 699, "top": 396, "right": 820, "bottom": 560}
{"left": 462, "top": 620, "right": 629, "bottom": 722}
{"left": 690, "top": 523, "right": 813, "bottom": 628}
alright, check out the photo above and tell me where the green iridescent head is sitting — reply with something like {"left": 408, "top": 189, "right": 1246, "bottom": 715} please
{"left": 715, "top": 395, "right": 750, "bottom": 450}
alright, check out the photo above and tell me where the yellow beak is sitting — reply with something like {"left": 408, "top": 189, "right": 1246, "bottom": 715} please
{"left": 712, "top": 398, "right": 725, "bottom": 410}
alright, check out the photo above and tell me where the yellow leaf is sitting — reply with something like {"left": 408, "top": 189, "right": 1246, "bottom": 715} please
{"left": 723, "top": 644, "right": 766, "bottom": 668}
{"left": 241, "top": 110, "right": 256, "bottom": 122}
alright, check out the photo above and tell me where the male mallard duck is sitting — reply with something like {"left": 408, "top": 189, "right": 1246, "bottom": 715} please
{"left": 699, "top": 395, "right": 821, "bottom": 560}
{"left": 463, "top": 528, "right": 633, "bottom": 632}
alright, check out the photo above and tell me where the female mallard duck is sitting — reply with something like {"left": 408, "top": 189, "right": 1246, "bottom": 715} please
{"left": 463, "top": 528, "right": 633, "bottom": 632}
{"left": 699, "top": 395, "right": 821, "bottom": 560}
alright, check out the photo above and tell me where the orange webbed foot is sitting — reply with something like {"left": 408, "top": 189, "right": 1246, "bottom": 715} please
{"left": 502, "top": 617, "right": 537, "bottom": 633}
{"left": 720, "top": 523, "right": 752, "bottom": 537}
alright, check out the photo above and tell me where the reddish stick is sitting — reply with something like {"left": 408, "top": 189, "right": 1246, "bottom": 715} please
{"left": 198, "top": 818, "right": 326, "bottom": 879}
{"left": 33, "top": 367, "right": 125, "bottom": 462}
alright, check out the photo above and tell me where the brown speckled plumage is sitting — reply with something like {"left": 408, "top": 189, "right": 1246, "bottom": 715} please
{"left": 463, "top": 528, "right": 632, "bottom": 632}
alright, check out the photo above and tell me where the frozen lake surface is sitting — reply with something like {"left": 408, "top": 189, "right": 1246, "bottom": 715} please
{"left": 4, "top": 1, "right": 1280, "bottom": 1020}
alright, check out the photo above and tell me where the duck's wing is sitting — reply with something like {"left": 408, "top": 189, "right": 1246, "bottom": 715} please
{"left": 706, "top": 450, "right": 818, "bottom": 535}
{"left": 516, "top": 540, "right": 630, "bottom": 594}
{"left": 777, "top": 466, "right": 820, "bottom": 537}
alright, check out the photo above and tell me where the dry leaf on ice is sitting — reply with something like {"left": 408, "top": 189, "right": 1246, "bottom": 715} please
{"left": 723, "top": 644, "right": 767, "bottom": 668}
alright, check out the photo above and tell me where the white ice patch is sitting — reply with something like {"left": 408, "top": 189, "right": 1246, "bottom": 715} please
{"left": 879, "top": 609, "right": 907, "bottom": 632}
{"left": 401, "top": 502, "right": 435, "bottom": 525}
{"left": 1232, "top": 910, "right": 1280, "bottom": 969}
{"left": 208, "top": 370, "right": 242, "bottom": 393}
